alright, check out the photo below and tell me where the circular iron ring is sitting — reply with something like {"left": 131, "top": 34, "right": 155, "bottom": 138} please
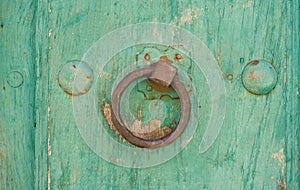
{"left": 111, "top": 61, "right": 191, "bottom": 148}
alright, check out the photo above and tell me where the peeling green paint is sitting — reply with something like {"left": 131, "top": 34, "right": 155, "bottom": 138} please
{"left": 0, "top": 0, "right": 299, "bottom": 189}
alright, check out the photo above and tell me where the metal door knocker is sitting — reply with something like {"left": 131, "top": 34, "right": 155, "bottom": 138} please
{"left": 111, "top": 58, "right": 191, "bottom": 148}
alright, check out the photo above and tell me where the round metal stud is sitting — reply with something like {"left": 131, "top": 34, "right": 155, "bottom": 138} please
{"left": 58, "top": 60, "right": 94, "bottom": 96}
{"left": 242, "top": 59, "right": 277, "bottom": 95}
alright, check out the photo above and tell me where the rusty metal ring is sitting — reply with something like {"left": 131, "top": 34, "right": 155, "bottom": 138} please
{"left": 111, "top": 60, "right": 191, "bottom": 148}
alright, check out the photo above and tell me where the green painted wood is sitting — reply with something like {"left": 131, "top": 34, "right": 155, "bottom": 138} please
{"left": 34, "top": 0, "right": 51, "bottom": 189}
{"left": 0, "top": 0, "right": 299, "bottom": 189}
{"left": 43, "top": 0, "right": 299, "bottom": 189}
{"left": 0, "top": 1, "right": 37, "bottom": 189}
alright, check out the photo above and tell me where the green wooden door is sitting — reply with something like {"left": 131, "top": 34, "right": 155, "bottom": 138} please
{"left": 1, "top": 0, "right": 299, "bottom": 189}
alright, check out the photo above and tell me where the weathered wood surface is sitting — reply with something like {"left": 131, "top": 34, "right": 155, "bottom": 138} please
{"left": 1, "top": 0, "right": 299, "bottom": 189}
{"left": 0, "top": 1, "right": 37, "bottom": 189}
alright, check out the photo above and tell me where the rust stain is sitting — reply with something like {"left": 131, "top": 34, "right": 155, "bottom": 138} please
{"left": 250, "top": 71, "right": 255, "bottom": 80}
{"left": 144, "top": 53, "right": 150, "bottom": 60}
{"left": 277, "top": 178, "right": 286, "bottom": 190}
{"left": 160, "top": 56, "right": 173, "bottom": 63}
{"left": 148, "top": 80, "right": 173, "bottom": 92}
{"left": 160, "top": 94, "right": 180, "bottom": 100}
{"left": 174, "top": 53, "right": 183, "bottom": 61}
{"left": 251, "top": 60, "right": 259, "bottom": 65}
{"left": 281, "top": 180, "right": 286, "bottom": 190}
{"left": 248, "top": 69, "right": 263, "bottom": 82}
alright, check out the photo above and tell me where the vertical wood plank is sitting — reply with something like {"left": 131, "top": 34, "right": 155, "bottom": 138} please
{"left": 285, "top": 0, "right": 300, "bottom": 189}
{"left": 0, "top": 1, "right": 37, "bottom": 189}
{"left": 34, "top": 0, "right": 51, "bottom": 189}
{"left": 38, "top": 0, "right": 299, "bottom": 189}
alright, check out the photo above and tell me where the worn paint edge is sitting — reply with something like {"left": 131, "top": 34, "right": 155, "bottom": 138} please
{"left": 34, "top": 0, "right": 50, "bottom": 189}
{"left": 285, "top": 0, "right": 300, "bottom": 189}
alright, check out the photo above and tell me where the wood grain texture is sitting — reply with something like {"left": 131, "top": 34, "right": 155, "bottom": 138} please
{"left": 34, "top": 0, "right": 51, "bottom": 189}
{"left": 0, "top": 0, "right": 298, "bottom": 189}
{"left": 42, "top": 0, "right": 299, "bottom": 189}
{"left": 0, "top": 1, "right": 37, "bottom": 189}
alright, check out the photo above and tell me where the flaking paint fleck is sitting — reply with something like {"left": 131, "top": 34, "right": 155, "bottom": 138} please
{"left": 47, "top": 105, "right": 51, "bottom": 190}
{"left": 127, "top": 119, "right": 172, "bottom": 140}
{"left": 102, "top": 103, "right": 120, "bottom": 136}
{"left": 178, "top": 8, "right": 203, "bottom": 26}
{"left": 111, "top": 157, "right": 119, "bottom": 163}
{"left": 48, "top": 3, "right": 51, "bottom": 13}
{"left": 48, "top": 29, "right": 52, "bottom": 37}
{"left": 242, "top": 0, "right": 254, "bottom": 8}
{"left": 102, "top": 103, "right": 172, "bottom": 140}
{"left": 73, "top": 167, "right": 77, "bottom": 183}
{"left": 273, "top": 148, "right": 286, "bottom": 189}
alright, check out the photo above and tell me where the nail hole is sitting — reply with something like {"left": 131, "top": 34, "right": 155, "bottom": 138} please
{"left": 226, "top": 74, "right": 233, "bottom": 80}
{"left": 175, "top": 53, "right": 183, "bottom": 61}
{"left": 144, "top": 53, "right": 150, "bottom": 60}
{"left": 240, "top": 58, "right": 245, "bottom": 64}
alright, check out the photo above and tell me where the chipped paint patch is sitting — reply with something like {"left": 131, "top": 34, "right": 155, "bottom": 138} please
{"left": 178, "top": 8, "right": 203, "bottom": 26}
{"left": 48, "top": 29, "right": 52, "bottom": 37}
{"left": 48, "top": 2, "right": 51, "bottom": 13}
{"left": 230, "top": 0, "right": 254, "bottom": 10}
{"left": 273, "top": 148, "right": 286, "bottom": 189}
{"left": 73, "top": 166, "right": 77, "bottom": 183}
{"left": 127, "top": 119, "right": 172, "bottom": 140}
{"left": 242, "top": 0, "right": 254, "bottom": 8}
{"left": 111, "top": 157, "right": 119, "bottom": 163}
{"left": 47, "top": 105, "right": 51, "bottom": 190}
{"left": 103, "top": 103, "right": 172, "bottom": 140}
{"left": 102, "top": 102, "right": 120, "bottom": 136}
{"left": 272, "top": 148, "right": 286, "bottom": 175}
{"left": 99, "top": 71, "right": 112, "bottom": 80}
